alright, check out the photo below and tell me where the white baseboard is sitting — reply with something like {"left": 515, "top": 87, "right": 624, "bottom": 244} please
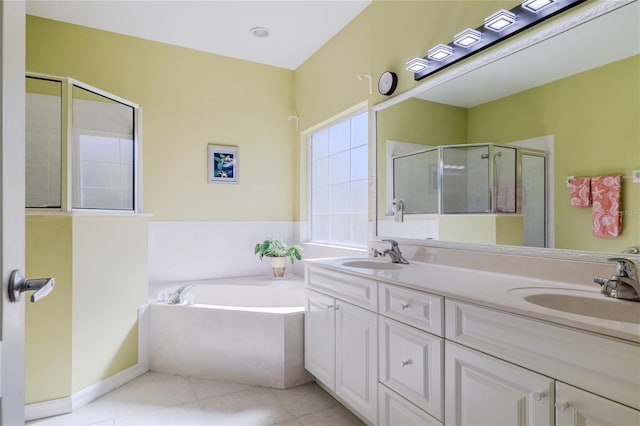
{"left": 25, "top": 363, "right": 148, "bottom": 421}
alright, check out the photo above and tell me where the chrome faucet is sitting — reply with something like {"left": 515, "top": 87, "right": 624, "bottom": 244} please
{"left": 166, "top": 282, "right": 195, "bottom": 305}
{"left": 593, "top": 257, "right": 640, "bottom": 302}
{"left": 371, "top": 239, "right": 409, "bottom": 264}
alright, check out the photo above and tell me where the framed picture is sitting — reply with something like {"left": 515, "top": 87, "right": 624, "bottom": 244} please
{"left": 208, "top": 144, "right": 238, "bottom": 184}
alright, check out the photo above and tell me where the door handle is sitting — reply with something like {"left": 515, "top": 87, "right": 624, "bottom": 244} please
{"left": 8, "top": 270, "right": 55, "bottom": 303}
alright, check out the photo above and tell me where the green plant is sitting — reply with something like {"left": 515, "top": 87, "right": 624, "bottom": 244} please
{"left": 254, "top": 237, "right": 302, "bottom": 264}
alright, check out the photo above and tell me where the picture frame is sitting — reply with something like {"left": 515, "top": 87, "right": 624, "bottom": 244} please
{"left": 208, "top": 144, "right": 239, "bottom": 184}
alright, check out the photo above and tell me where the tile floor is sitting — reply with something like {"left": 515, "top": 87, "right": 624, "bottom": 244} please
{"left": 27, "top": 372, "right": 364, "bottom": 426}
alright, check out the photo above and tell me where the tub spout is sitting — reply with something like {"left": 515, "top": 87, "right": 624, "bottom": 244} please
{"left": 167, "top": 283, "right": 195, "bottom": 305}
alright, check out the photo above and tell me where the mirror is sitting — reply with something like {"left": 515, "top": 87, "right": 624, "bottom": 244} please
{"left": 375, "top": 0, "right": 640, "bottom": 255}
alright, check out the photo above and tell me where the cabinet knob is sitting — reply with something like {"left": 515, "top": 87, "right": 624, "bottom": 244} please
{"left": 531, "top": 392, "right": 546, "bottom": 401}
{"left": 400, "top": 358, "right": 412, "bottom": 367}
{"left": 400, "top": 303, "right": 410, "bottom": 310}
{"left": 326, "top": 304, "right": 334, "bottom": 310}
{"left": 556, "top": 402, "right": 569, "bottom": 412}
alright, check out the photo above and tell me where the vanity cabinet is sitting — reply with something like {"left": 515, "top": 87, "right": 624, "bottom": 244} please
{"left": 305, "top": 263, "right": 640, "bottom": 426}
{"left": 305, "top": 267, "right": 379, "bottom": 425}
{"left": 445, "top": 341, "right": 554, "bottom": 426}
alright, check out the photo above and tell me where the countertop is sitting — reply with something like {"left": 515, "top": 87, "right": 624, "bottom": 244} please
{"left": 304, "top": 257, "right": 640, "bottom": 344}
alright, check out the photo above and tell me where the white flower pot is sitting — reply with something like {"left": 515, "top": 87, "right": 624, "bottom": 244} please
{"left": 270, "top": 256, "right": 287, "bottom": 278}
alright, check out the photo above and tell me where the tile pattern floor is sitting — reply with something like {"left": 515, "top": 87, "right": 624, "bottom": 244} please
{"left": 27, "top": 372, "right": 364, "bottom": 426}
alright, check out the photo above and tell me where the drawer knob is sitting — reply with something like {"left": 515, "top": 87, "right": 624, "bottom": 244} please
{"left": 400, "top": 303, "right": 410, "bottom": 310}
{"left": 556, "top": 402, "right": 569, "bottom": 412}
{"left": 531, "top": 392, "right": 546, "bottom": 401}
{"left": 400, "top": 358, "right": 412, "bottom": 367}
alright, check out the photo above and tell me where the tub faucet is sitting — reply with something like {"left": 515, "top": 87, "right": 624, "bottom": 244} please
{"left": 166, "top": 283, "right": 195, "bottom": 305}
{"left": 372, "top": 239, "right": 409, "bottom": 264}
{"left": 593, "top": 257, "right": 640, "bottom": 302}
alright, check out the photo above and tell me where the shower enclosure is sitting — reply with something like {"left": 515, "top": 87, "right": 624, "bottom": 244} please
{"left": 393, "top": 143, "right": 547, "bottom": 247}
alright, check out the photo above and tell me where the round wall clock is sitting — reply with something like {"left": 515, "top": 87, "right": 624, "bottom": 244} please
{"left": 378, "top": 71, "right": 398, "bottom": 96}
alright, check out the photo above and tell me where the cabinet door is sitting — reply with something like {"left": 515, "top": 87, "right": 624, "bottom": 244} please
{"left": 336, "top": 300, "right": 378, "bottom": 424}
{"left": 304, "top": 290, "right": 336, "bottom": 389}
{"left": 445, "top": 341, "right": 554, "bottom": 426}
{"left": 556, "top": 382, "right": 640, "bottom": 426}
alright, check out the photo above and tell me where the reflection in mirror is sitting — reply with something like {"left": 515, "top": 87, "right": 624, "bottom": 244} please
{"left": 376, "top": 1, "right": 639, "bottom": 254}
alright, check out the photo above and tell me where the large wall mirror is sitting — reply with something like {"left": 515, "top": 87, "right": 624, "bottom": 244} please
{"left": 374, "top": 0, "right": 639, "bottom": 259}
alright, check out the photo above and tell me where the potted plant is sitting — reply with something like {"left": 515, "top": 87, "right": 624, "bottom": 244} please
{"left": 254, "top": 237, "right": 302, "bottom": 278}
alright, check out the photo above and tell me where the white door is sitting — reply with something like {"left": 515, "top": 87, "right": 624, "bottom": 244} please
{"left": 556, "top": 382, "right": 640, "bottom": 426}
{"left": 1, "top": 0, "right": 27, "bottom": 424}
{"left": 445, "top": 341, "right": 554, "bottom": 426}
{"left": 304, "top": 290, "right": 336, "bottom": 389}
{"left": 335, "top": 300, "right": 378, "bottom": 424}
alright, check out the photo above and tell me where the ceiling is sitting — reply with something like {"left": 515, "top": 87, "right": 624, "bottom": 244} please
{"left": 25, "top": 0, "right": 371, "bottom": 70}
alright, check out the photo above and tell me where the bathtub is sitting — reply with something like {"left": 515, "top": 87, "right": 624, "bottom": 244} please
{"left": 147, "top": 276, "right": 312, "bottom": 389}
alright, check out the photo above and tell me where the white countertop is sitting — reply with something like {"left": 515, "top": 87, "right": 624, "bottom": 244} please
{"left": 305, "top": 257, "right": 640, "bottom": 344}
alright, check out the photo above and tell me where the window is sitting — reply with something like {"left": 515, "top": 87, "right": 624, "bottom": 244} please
{"left": 310, "top": 111, "right": 368, "bottom": 248}
{"left": 25, "top": 74, "right": 140, "bottom": 212}
{"left": 26, "top": 77, "right": 62, "bottom": 208}
{"left": 72, "top": 85, "right": 135, "bottom": 210}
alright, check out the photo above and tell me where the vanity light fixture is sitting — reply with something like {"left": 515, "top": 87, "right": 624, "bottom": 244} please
{"left": 484, "top": 9, "right": 517, "bottom": 32}
{"left": 406, "top": 0, "right": 585, "bottom": 81}
{"left": 405, "top": 57, "right": 429, "bottom": 72}
{"left": 453, "top": 28, "right": 483, "bottom": 48}
{"left": 522, "top": 0, "right": 555, "bottom": 13}
{"left": 427, "top": 44, "right": 454, "bottom": 61}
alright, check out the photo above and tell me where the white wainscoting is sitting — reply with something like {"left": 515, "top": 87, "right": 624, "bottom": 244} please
{"left": 148, "top": 221, "right": 302, "bottom": 283}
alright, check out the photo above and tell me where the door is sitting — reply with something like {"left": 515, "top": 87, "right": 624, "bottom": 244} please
{"left": 445, "top": 341, "right": 554, "bottom": 426}
{"left": 335, "top": 300, "right": 378, "bottom": 424}
{"left": 1, "top": 0, "right": 27, "bottom": 424}
{"left": 304, "top": 290, "right": 336, "bottom": 389}
{"left": 556, "top": 382, "right": 640, "bottom": 426}
{"left": 521, "top": 153, "right": 547, "bottom": 247}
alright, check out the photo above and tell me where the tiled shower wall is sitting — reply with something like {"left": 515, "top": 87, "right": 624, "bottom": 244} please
{"left": 26, "top": 93, "right": 61, "bottom": 207}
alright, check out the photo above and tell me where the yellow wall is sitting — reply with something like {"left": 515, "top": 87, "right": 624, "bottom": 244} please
{"left": 25, "top": 214, "right": 148, "bottom": 404}
{"left": 438, "top": 215, "right": 524, "bottom": 245}
{"left": 27, "top": 16, "right": 296, "bottom": 222}
{"left": 71, "top": 215, "right": 148, "bottom": 392}
{"left": 25, "top": 215, "right": 73, "bottom": 402}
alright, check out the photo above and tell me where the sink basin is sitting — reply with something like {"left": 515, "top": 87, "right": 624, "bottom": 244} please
{"left": 340, "top": 260, "right": 404, "bottom": 270}
{"left": 523, "top": 292, "right": 640, "bottom": 324}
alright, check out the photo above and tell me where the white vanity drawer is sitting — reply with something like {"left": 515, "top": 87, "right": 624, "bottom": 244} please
{"left": 379, "top": 316, "right": 443, "bottom": 420}
{"left": 306, "top": 265, "right": 377, "bottom": 311}
{"left": 379, "top": 283, "right": 443, "bottom": 336}
{"left": 378, "top": 384, "right": 443, "bottom": 426}
{"left": 446, "top": 299, "right": 640, "bottom": 411}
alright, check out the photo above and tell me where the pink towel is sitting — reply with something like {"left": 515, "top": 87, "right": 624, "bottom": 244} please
{"left": 591, "top": 175, "right": 622, "bottom": 238}
{"left": 569, "top": 177, "right": 591, "bottom": 207}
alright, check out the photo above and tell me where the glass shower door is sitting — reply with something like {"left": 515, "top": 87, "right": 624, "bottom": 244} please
{"left": 521, "top": 153, "right": 547, "bottom": 247}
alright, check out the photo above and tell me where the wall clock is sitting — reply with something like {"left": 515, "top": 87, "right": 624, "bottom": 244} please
{"left": 378, "top": 71, "right": 398, "bottom": 96}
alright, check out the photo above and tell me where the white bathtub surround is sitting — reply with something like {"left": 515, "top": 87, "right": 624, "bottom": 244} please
{"left": 147, "top": 276, "right": 312, "bottom": 389}
{"left": 148, "top": 220, "right": 304, "bottom": 283}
